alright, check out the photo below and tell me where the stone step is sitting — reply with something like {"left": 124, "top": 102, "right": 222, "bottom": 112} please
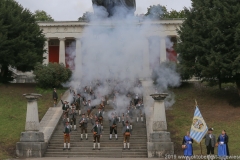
{"left": 47, "top": 146, "right": 147, "bottom": 149}
{"left": 45, "top": 152, "right": 147, "bottom": 156}
{"left": 48, "top": 142, "right": 147, "bottom": 146}
{"left": 46, "top": 148, "right": 147, "bottom": 152}
{"left": 44, "top": 104, "right": 148, "bottom": 158}
{"left": 44, "top": 153, "right": 147, "bottom": 158}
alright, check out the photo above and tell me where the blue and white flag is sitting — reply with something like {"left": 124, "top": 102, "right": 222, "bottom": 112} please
{"left": 190, "top": 106, "right": 208, "bottom": 143}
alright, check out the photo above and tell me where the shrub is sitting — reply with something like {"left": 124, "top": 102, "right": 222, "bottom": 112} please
{"left": 34, "top": 62, "right": 72, "bottom": 88}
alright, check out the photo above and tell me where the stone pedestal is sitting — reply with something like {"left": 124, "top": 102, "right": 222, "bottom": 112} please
{"left": 16, "top": 93, "right": 48, "bottom": 158}
{"left": 147, "top": 93, "right": 174, "bottom": 158}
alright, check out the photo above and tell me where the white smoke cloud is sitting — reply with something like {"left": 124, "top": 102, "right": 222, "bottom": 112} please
{"left": 65, "top": 5, "right": 180, "bottom": 116}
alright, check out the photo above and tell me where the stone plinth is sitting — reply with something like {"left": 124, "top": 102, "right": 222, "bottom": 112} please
{"left": 24, "top": 93, "right": 42, "bottom": 131}
{"left": 147, "top": 93, "right": 174, "bottom": 158}
{"left": 150, "top": 93, "right": 168, "bottom": 131}
{"left": 16, "top": 93, "right": 47, "bottom": 158}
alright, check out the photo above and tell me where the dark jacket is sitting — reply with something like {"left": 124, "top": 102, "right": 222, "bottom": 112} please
{"left": 204, "top": 133, "right": 216, "bottom": 147}
{"left": 79, "top": 117, "right": 88, "bottom": 128}
{"left": 122, "top": 120, "right": 132, "bottom": 134}
{"left": 91, "top": 124, "right": 102, "bottom": 135}
{"left": 53, "top": 91, "right": 58, "bottom": 99}
{"left": 217, "top": 134, "right": 230, "bottom": 156}
{"left": 63, "top": 125, "right": 71, "bottom": 134}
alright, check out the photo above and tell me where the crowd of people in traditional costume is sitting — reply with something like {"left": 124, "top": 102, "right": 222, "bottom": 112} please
{"left": 53, "top": 79, "right": 145, "bottom": 150}
{"left": 182, "top": 128, "right": 230, "bottom": 160}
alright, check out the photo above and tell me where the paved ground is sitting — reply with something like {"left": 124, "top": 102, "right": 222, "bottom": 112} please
{"left": 11, "top": 158, "right": 163, "bottom": 160}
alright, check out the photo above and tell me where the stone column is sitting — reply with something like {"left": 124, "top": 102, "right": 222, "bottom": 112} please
{"left": 75, "top": 38, "right": 82, "bottom": 78}
{"left": 150, "top": 93, "right": 168, "bottom": 131}
{"left": 16, "top": 93, "right": 47, "bottom": 158}
{"left": 147, "top": 93, "right": 174, "bottom": 158}
{"left": 24, "top": 94, "right": 41, "bottom": 131}
{"left": 143, "top": 37, "right": 151, "bottom": 78}
{"left": 43, "top": 38, "right": 49, "bottom": 65}
{"left": 160, "top": 37, "right": 167, "bottom": 63}
{"left": 59, "top": 38, "right": 66, "bottom": 66}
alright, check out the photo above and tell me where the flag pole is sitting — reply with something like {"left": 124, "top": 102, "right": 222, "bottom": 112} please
{"left": 195, "top": 99, "right": 203, "bottom": 154}
{"left": 200, "top": 142, "right": 203, "bottom": 155}
{"left": 195, "top": 99, "right": 198, "bottom": 106}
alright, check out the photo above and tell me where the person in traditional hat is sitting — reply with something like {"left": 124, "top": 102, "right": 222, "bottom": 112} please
{"left": 63, "top": 121, "right": 71, "bottom": 150}
{"left": 217, "top": 130, "right": 229, "bottom": 160}
{"left": 135, "top": 100, "right": 144, "bottom": 122}
{"left": 52, "top": 88, "right": 58, "bottom": 107}
{"left": 122, "top": 120, "right": 132, "bottom": 150}
{"left": 91, "top": 120, "right": 102, "bottom": 150}
{"left": 134, "top": 93, "right": 139, "bottom": 106}
{"left": 68, "top": 104, "right": 77, "bottom": 131}
{"left": 182, "top": 131, "right": 193, "bottom": 160}
{"left": 79, "top": 113, "right": 88, "bottom": 140}
{"left": 204, "top": 128, "right": 216, "bottom": 160}
{"left": 62, "top": 114, "right": 68, "bottom": 127}
{"left": 109, "top": 113, "right": 118, "bottom": 140}
{"left": 95, "top": 107, "right": 104, "bottom": 130}
{"left": 76, "top": 94, "right": 82, "bottom": 115}
{"left": 61, "top": 99, "right": 70, "bottom": 121}
{"left": 85, "top": 99, "right": 95, "bottom": 117}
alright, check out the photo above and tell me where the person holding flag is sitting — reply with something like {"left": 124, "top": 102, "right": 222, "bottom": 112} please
{"left": 182, "top": 131, "right": 193, "bottom": 159}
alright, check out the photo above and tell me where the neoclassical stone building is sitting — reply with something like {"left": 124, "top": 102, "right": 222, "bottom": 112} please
{"left": 39, "top": 19, "right": 183, "bottom": 70}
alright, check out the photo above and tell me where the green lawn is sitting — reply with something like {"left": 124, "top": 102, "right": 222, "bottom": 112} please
{"left": 0, "top": 83, "right": 66, "bottom": 159}
{"left": 1, "top": 82, "right": 239, "bottom": 158}
{"left": 167, "top": 82, "right": 240, "bottom": 156}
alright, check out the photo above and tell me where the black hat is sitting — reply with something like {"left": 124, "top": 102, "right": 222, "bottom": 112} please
{"left": 95, "top": 120, "right": 99, "bottom": 122}
{"left": 82, "top": 113, "right": 85, "bottom": 115}
{"left": 208, "top": 128, "right": 213, "bottom": 131}
{"left": 125, "top": 121, "right": 129, "bottom": 124}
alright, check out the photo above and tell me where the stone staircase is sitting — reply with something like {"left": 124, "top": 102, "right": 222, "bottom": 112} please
{"left": 44, "top": 104, "right": 148, "bottom": 158}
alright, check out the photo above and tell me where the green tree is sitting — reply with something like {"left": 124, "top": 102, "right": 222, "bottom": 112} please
{"left": 145, "top": 4, "right": 186, "bottom": 19}
{"left": 177, "top": 0, "right": 240, "bottom": 94}
{"left": 34, "top": 10, "right": 54, "bottom": 22}
{"left": 78, "top": 12, "right": 93, "bottom": 21}
{"left": 145, "top": 4, "right": 168, "bottom": 19}
{"left": 34, "top": 63, "right": 72, "bottom": 88}
{"left": 0, "top": 0, "right": 46, "bottom": 83}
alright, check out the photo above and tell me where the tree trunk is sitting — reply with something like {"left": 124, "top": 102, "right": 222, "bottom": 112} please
{"left": 218, "top": 77, "right": 222, "bottom": 90}
{"left": 0, "top": 65, "right": 9, "bottom": 83}
{"left": 236, "top": 80, "right": 240, "bottom": 97}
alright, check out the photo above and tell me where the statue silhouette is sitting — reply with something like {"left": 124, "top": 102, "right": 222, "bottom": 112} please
{"left": 92, "top": 0, "right": 136, "bottom": 17}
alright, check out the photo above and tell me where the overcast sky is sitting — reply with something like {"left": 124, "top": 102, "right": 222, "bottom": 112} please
{"left": 15, "top": 0, "right": 192, "bottom": 21}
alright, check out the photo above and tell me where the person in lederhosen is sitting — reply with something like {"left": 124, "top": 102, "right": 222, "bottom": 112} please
{"left": 61, "top": 99, "right": 70, "bottom": 122}
{"left": 85, "top": 100, "right": 95, "bottom": 117}
{"left": 69, "top": 105, "right": 78, "bottom": 131}
{"left": 204, "top": 128, "right": 216, "bottom": 160}
{"left": 91, "top": 120, "right": 102, "bottom": 150}
{"left": 79, "top": 113, "right": 88, "bottom": 140}
{"left": 52, "top": 88, "right": 58, "bottom": 107}
{"left": 63, "top": 121, "right": 71, "bottom": 150}
{"left": 62, "top": 114, "right": 68, "bottom": 127}
{"left": 134, "top": 93, "right": 139, "bottom": 106}
{"left": 109, "top": 113, "right": 118, "bottom": 140}
{"left": 122, "top": 120, "right": 132, "bottom": 150}
{"left": 95, "top": 108, "right": 104, "bottom": 130}
{"left": 76, "top": 94, "right": 82, "bottom": 116}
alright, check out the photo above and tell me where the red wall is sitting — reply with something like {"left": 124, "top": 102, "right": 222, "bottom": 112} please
{"left": 167, "top": 48, "right": 177, "bottom": 62}
{"left": 49, "top": 46, "right": 59, "bottom": 63}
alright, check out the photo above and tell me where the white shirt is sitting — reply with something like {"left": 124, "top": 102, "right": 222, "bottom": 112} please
{"left": 127, "top": 126, "right": 129, "bottom": 129}
{"left": 209, "top": 134, "right": 212, "bottom": 138}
